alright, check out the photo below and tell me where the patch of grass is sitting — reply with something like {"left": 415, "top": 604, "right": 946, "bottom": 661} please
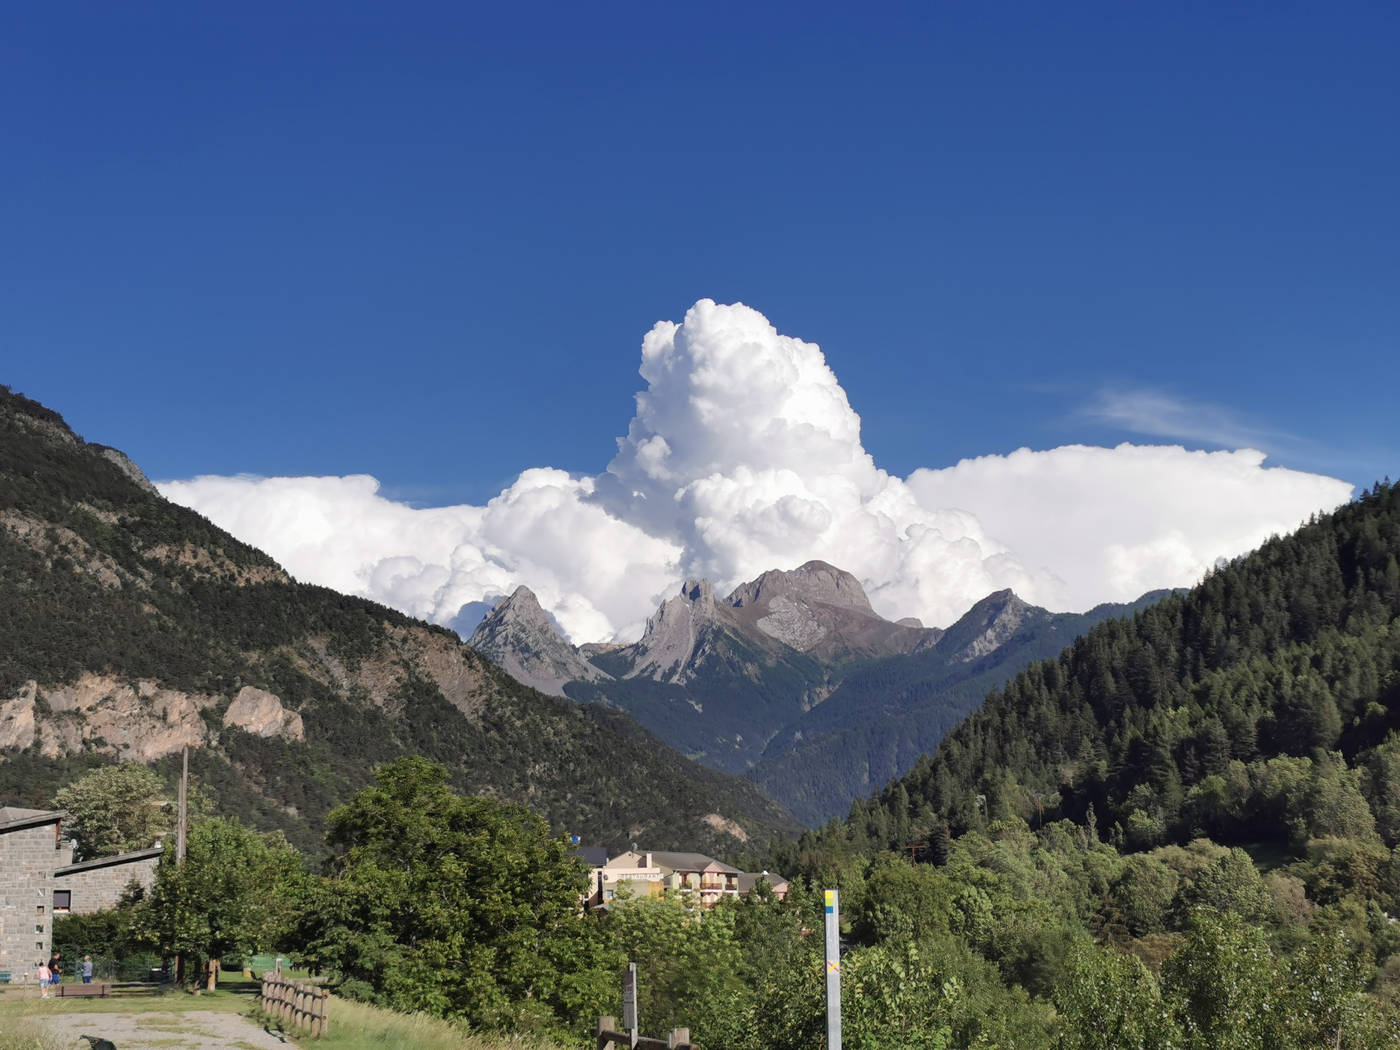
{"left": 314, "top": 994, "right": 572, "bottom": 1050}
{"left": 0, "top": 984, "right": 253, "bottom": 1019}
{"left": 0, "top": 1005, "right": 67, "bottom": 1050}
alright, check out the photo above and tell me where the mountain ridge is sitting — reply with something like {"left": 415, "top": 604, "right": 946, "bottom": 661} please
{"left": 471, "top": 553, "right": 1168, "bottom": 823}
{"left": 0, "top": 383, "right": 798, "bottom": 858}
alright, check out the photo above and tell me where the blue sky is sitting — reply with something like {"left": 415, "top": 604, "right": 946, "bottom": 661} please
{"left": 3, "top": 3, "right": 1395, "bottom": 637}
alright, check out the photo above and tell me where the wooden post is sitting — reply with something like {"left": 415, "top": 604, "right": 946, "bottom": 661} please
{"left": 623, "top": 963, "right": 639, "bottom": 1049}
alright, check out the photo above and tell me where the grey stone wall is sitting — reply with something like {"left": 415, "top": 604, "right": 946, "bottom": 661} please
{"left": 53, "top": 854, "right": 158, "bottom": 915}
{"left": 0, "top": 821, "right": 72, "bottom": 980}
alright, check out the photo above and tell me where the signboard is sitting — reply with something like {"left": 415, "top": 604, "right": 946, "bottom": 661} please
{"left": 622, "top": 961, "right": 638, "bottom": 1034}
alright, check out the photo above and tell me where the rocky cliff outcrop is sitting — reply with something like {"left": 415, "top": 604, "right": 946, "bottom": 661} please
{"left": 0, "top": 682, "right": 37, "bottom": 750}
{"left": 623, "top": 579, "right": 726, "bottom": 683}
{"left": 468, "top": 586, "right": 610, "bottom": 697}
{"left": 223, "top": 686, "right": 305, "bottom": 741}
{"left": 6, "top": 674, "right": 217, "bottom": 761}
{"left": 726, "top": 560, "right": 942, "bottom": 661}
{"left": 937, "top": 589, "right": 1043, "bottom": 663}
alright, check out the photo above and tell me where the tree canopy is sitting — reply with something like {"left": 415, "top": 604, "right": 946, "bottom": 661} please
{"left": 300, "top": 757, "right": 608, "bottom": 1034}
{"left": 52, "top": 763, "right": 173, "bottom": 861}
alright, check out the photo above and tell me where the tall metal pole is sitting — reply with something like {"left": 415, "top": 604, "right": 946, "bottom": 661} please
{"left": 825, "top": 889, "right": 842, "bottom": 1050}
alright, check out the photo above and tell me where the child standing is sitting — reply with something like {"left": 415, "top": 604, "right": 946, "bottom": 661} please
{"left": 37, "top": 961, "right": 51, "bottom": 998}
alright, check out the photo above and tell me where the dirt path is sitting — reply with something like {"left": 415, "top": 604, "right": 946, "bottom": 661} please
{"left": 41, "top": 1008, "right": 298, "bottom": 1050}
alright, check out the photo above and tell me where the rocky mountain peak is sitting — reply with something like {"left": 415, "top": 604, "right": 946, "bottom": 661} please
{"left": 723, "top": 559, "right": 938, "bottom": 658}
{"left": 491, "top": 585, "right": 550, "bottom": 625}
{"left": 939, "top": 588, "right": 1042, "bottom": 663}
{"left": 727, "top": 560, "right": 875, "bottom": 615}
{"left": 624, "top": 578, "right": 726, "bottom": 683}
{"left": 468, "top": 586, "right": 609, "bottom": 696}
{"left": 681, "top": 578, "right": 717, "bottom": 608}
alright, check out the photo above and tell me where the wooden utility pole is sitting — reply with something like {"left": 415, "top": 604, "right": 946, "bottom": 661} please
{"left": 176, "top": 745, "right": 188, "bottom": 863}
{"left": 175, "top": 745, "right": 188, "bottom": 985}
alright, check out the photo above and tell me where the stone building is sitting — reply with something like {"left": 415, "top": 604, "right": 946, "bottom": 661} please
{"left": 0, "top": 806, "right": 72, "bottom": 980}
{"left": 53, "top": 845, "right": 162, "bottom": 915}
{"left": 0, "top": 805, "right": 163, "bottom": 981}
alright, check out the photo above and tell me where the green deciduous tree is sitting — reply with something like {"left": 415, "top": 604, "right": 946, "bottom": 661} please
{"left": 1162, "top": 911, "right": 1282, "bottom": 1050}
{"left": 52, "top": 763, "right": 173, "bottom": 861}
{"left": 300, "top": 756, "right": 608, "bottom": 1036}
{"left": 606, "top": 891, "right": 748, "bottom": 1046}
{"left": 1055, "top": 942, "right": 1180, "bottom": 1050}
{"left": 139, "top": 817, "right": 304, "bottom": 975}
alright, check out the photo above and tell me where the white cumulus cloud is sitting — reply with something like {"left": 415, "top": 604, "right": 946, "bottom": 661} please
{"left": 158, "top": 300, "right": 1353, "bottom": 641}
{"left": 906, "top": 444, "right": 1352, "bottom": 611}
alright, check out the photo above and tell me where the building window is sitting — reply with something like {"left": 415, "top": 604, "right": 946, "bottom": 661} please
{"left": 53, "top": 890, "right": 71, "bottom": 913}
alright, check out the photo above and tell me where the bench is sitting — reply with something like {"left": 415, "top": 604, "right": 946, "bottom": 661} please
{"left": 0, "top": 972, "right": 11, "bottom": 984}
{"left": 56, "top": 982, "right": 111, "bottom": 998}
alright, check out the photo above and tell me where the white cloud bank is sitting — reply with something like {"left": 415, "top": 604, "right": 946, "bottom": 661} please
{"left": 158, "top": 300, "right": 1353, "bottom": 641}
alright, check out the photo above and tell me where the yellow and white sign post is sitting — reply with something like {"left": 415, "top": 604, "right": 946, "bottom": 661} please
{"left": 825, "top": 889, "right": 842, "bottom": 1050}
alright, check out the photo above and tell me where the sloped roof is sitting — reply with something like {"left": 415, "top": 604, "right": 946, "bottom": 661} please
{"left": 0, "top": 806, "right": 65, "bottom": 833}
{"left": 55, "top": 845, "right": 164, "bottom": 876}
{"left": 608, "top": 849, "right": 741, "bottom": 875}
{"left": 570, "top": 845, "right": 610, "bottom": 869}
{"left": 736, "top": 871, "right": 789, "bottom": 894}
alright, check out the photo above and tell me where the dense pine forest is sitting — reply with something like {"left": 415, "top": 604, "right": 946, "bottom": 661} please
{"left": 829, "top": 479, "right": 1400, "bottom": 853}
{"left": 748, "top": 480, "right": 1400, "bottom": 1048}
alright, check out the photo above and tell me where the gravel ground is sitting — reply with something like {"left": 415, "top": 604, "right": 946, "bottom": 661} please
{"left": 41, "top": 1008, "right": 298, "bottom": 1050}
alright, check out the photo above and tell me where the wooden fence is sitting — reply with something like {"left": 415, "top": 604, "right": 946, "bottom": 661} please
{"left": 596, "top": 1015, "right": 693, "bottom": 1050}
{"left": 260, "top": 974, "right": 329, "bottom": 1037}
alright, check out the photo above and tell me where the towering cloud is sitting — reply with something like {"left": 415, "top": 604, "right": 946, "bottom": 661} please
{"left": 159, "top": 300, "right": 1353, "bottom": 641}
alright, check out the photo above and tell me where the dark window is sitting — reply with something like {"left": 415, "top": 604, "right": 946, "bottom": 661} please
{"left": 53, "top": 890, "right": 71, "bottom": 912}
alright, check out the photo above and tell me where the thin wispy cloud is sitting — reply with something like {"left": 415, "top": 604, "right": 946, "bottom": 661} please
{"left": 1084, "top": 387, "right": 1297, "bottom": 451}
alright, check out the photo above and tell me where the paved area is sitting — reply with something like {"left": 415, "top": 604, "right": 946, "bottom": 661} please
{"left": 40, "top": 1008, "right": 298, "bottom": 1050}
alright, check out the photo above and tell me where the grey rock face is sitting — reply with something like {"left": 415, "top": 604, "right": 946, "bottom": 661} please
{"left": 468, "top": 586, "right": 610, "bottom": 696}
{"left": 729, "top": 560, "right": 875, "bottom": 615}
{"left": 623, "top": 579, "right": 724, "bottom": 683}
{"left": 224, "top": 686, "right": 305, "bottom": 741}
{"left": 939, "top": 589, "right": 1041, "bottom": 663}
{"left": 726, "top": 560, "right": 941, "bottom": 660}
{"left": 95, "top": 446, "right": 161, "bottom": 497}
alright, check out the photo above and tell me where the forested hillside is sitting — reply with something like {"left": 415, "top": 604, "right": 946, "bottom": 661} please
{"left": 0, "top": 384, "right": 797, "bottom": 857}
{"left": 737, "top": 482, "right": 1400, "bottom": 1048}
{"left": 746, "top": 591, "right": 1170, "bottom": 825}
{"left": 828, "top": 479, "right": 1400, "bottom": 855}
